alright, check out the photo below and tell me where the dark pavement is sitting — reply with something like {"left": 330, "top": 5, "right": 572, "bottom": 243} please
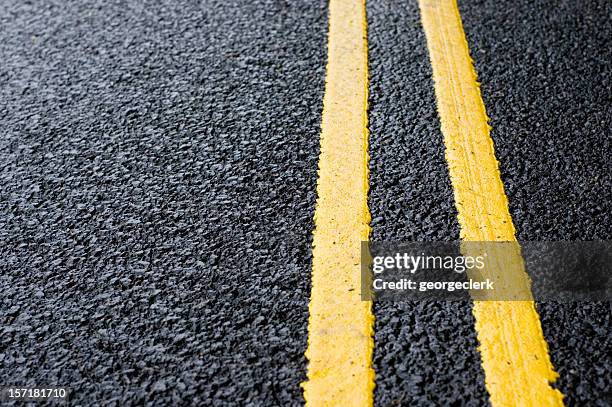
{"left": 460, "top": 0, "right": 612, "bottom": 404}
{"left": 0, "top": 0, "right": 610, "bottom": 405}
{"left": 366, "top": 1, "right": 489, "bottom": 405}
{"left": 1, "top": 0, "right": 326, "bottom": 404}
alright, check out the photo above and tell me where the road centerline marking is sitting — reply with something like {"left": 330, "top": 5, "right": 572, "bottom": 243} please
{"left": 302, "top": 0, "right": 375, "bottom": 405}
{"left": 418, "top": 0, "right": 565, "bottom": 406}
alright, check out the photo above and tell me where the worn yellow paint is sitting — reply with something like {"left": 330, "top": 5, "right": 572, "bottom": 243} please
{"left": 418, "top": 0, "right": 564, "bottom": 406}
{"left": 301, "top": 0, "right": 374, "bottom": 405}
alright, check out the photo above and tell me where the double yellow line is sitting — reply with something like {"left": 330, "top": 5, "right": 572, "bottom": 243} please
{"left": 302, "top": 0, "right": 564, "bottom": 406}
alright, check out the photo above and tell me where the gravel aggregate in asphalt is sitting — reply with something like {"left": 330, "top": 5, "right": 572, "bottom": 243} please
{"left": 366, "top": 1, "right": 489, "bottom": 406}
{"left": 0, "top": 0, "right": 609, "bottom": 405}
{"left": 0, "top": 0, "right": 326, "bottom": 404}
{"left": 460, "top": 0, "right": 612, "bottom": 404}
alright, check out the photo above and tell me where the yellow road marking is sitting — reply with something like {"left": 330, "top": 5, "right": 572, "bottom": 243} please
{"left": 302, "top": 0, "right": 374, "bottom": 405}
{"left": 418, "top": 0, "right": 565, "bottom": 406}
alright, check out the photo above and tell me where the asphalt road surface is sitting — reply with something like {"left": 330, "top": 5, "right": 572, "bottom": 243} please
{"left": 1, "top": 0, "right": 610, "bottom": 406}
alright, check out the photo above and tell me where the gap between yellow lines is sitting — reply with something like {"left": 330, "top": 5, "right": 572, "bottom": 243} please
{"left": 418, "top": 0, "right": 564, "bottom": 406}
{"left": 302, "top": 0, "right": 374, "bottom": 405}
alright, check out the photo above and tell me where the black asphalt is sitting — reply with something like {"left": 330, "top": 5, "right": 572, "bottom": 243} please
{"left": 1, "top": 0, "right": 326, "bottom": 404}
{"left": 1, "top": 0, "right": 610, "bottom": 405}
{"left": 459, "top": 0, "right": 612, "bottom": 404}
{"left": 366, "top": 1, "right": 489, "bottom": 406}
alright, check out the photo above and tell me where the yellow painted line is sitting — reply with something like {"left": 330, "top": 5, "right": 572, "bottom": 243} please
{"left": 418, "top": 0, "right": 565, "bottom": 406}
{"left": 301, "top": 0, "right": 374, "bottom": 405}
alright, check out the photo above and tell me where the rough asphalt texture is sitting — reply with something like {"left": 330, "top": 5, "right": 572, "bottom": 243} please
{"left": 366, "top": 2, "right": 489, "bottom": 406}
{"left": 1, "top": 0, "right": 610, "bottom": 405}
{"left": 0, "top": 0, "right": 326, "bottom": 404}
{"left": 459, "top": 0, "right": 612, "bottom": 405}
